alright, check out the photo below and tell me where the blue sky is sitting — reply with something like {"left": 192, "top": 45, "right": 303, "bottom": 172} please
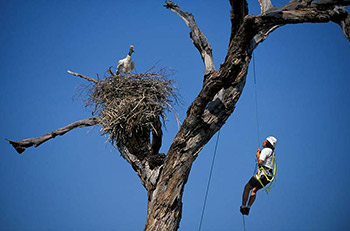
{"left": 1, "top": 0, "right": 349, "bottom": 230}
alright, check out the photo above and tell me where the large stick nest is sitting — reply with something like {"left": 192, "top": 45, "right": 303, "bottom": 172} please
{"left": 84, "top": 68, "right": 178, "bottom": 144}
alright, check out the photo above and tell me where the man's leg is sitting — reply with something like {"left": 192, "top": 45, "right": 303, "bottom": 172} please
{"left": 242, "top": 183, "right": 253, "bottom": 206}
{"left": 247, "top": 187, "right": 260, "bottom": 207}
{"left": 240, "top": 183, "right": 253, "bottom": 215}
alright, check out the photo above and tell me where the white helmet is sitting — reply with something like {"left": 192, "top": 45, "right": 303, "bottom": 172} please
{"left": 266, "top": 136, "right": 277, "bottom": 148}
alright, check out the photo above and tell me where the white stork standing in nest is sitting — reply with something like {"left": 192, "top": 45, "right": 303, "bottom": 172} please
{"left": 116, "top": 45, "right": 135, "bottom": 75}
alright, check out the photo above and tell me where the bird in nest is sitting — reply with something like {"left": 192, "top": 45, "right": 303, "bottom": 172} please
{"left": 116, "top": 45, "right": 135, "bottom": 75}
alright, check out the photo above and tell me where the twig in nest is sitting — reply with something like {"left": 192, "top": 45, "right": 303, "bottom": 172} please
{"left": 67, "top": 70, "right": 99, "bottom": 84}
{"left": 165, "top": 101, "right": 181, "bottom": 129}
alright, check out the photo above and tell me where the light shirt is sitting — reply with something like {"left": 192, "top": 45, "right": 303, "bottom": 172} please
{"left": 259, "top": 147, "right": 274, "bottom": 169}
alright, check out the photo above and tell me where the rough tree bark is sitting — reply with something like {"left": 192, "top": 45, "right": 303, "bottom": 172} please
{"left": 7, "top": 1, "right": 350, "bottom": 230}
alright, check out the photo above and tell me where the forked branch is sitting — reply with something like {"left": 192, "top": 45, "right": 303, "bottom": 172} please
{"left": 7, "top": 117, "right": 99, "bottom": 154}
{"left": 164, "top": 1, "right": 215, "bottom": 73}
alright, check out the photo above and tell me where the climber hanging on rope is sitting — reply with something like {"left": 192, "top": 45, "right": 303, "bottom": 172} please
{"left": 240, "top": 136, "right": 277, "bottom": 216}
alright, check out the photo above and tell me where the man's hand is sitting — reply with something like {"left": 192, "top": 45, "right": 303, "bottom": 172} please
{"left": 256, "top": 147, "right": 261, "bottom": 160}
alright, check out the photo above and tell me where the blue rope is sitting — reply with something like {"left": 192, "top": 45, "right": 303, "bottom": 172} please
{"left": 252, "top": 52, "right": 260, "bottom": 175}
{"left": 198, "top": 53, "right": 259, "bottom": 231}
{"left": 198, "top": 130, "right": 221, "bottom": 231}
{"left": 242, "top": 215, "right": 246, "bottom": 231}
{"left": 252, "top": 52, "right": 260, "bottom": 147}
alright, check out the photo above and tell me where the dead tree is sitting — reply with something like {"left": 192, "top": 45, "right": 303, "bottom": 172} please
{"left": 7, "top": 1, "right": 350, "bottom": 230}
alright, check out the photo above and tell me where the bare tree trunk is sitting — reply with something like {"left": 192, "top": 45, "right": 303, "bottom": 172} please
{"left": 145, "top": 149, "right": 191, "bottom": 231}
{"left": 145, "top": 1, "right": 350, "bottom": 230}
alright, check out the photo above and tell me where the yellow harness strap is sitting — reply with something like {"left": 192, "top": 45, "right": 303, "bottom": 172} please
{"left": 256, "top": 152, "right": 277, "bottom": 194}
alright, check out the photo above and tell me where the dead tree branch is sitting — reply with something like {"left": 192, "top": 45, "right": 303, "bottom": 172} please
{"left": 7, "top": 117, "right": 99, "bottom": 154}
{"left": 250, "top": 25, "right": 280, "bottom": 51}
{"left": 311, "top": 0, "right": 350, "bottom": 8}
{"left": 258, "top": 0, "right": 274, "bottom": 14}
{"left": 229, "top": 0, "right": 249, "bottom": 40}
{"left": 164, "top": 1, "right": 216, "bottom": 73}
{"left": 261, "top": 7, "right": 349, "bottom": 24}
{"left": 67, "top": 70, "right": 99, "bottom": 83}
{"left": 249, "top": 1, "right": 350, "bottom": 51}
{"left": 333, "top": 8, "right": 350, "bottom": 40}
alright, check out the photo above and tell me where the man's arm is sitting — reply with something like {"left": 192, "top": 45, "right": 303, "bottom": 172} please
{"left": 256, "top": 148, "right": 264, "bottom": 165}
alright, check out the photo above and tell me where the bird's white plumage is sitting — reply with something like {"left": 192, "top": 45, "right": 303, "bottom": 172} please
{"left": 117, "top": 45, "right": 135, "bottom": 74}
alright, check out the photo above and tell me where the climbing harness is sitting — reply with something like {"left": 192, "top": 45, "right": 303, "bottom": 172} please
{"left": 256, "top": 151, "right": 278, "bottom": 194}
{"left": 198, "top": 130, "right": 220, "bottom": 231}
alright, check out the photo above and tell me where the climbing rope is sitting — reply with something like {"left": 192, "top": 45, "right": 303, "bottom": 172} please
{"left": 252, "top": 52, "right": 260, "bottom": 175}
{"left": 198, "top": 130, "right": 221, "bottom": 231}
{"left": 242, "top": 214, "right": 246, "bottom": 231}
{"left": 253, "top": 53, "right": 278, "bottom": 193}
{"left": 253, "top": 53, "right": 260, "bottom": 147}
{"left": 197, "top": 53, "right": 276, "bottom": 231}
{"left": 241, "top": 53, "right": 260, "bottom": 231}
